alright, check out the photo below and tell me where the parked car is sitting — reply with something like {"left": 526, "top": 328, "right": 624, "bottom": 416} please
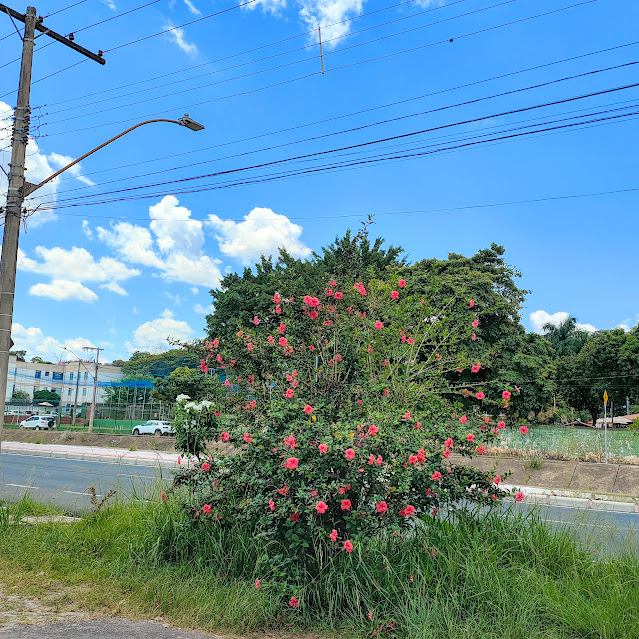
{"left": 20, "top": 415, "right": 56, "bottom": 430}
{"left": 132, "top": 420, "right": 174, "bottom": 436}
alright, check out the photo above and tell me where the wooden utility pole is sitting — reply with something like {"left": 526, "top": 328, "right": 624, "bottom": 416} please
{"left": 0, "top": 4, "right": 104, "bottom": 455}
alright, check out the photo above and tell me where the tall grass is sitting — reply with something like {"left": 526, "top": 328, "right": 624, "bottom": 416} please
{"left": 1, "top": 495, "right": 637, "bottom": 638}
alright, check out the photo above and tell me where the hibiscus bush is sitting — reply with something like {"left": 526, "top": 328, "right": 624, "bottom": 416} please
{"left": 172, "top": 276, "right": 521, "bottom": 590}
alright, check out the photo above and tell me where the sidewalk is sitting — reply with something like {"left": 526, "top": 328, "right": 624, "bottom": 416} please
{"left": 1, "top": 441, "right": 182, "bottom": 467}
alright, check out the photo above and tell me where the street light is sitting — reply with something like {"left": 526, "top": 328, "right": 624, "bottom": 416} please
{"left": 0, "top": 114, "right": 204, "bottom": 453}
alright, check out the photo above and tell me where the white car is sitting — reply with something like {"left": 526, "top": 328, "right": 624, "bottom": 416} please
{"left": 132, "top": 420, "right": 174, "bottom": 436}
{"left": 20, "top": 415, "right": 56, "bottom": 430}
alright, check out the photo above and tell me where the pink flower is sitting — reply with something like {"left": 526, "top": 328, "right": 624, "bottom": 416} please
{"left": 469, "top": 299, "right": 475, "bottom": 307}
{"left": 519, "top": 425, "right": 528, "bottom": 434}
{"left": 326, "top": 288, "right": 333, "bottom": 296}
{"left": 285, "top": 457, "right": 298, "bottom": 469}
{"left": 341, "top": 499, "right": 352, "bottom": 511}
{"left": 502, "top": 391, "right": 511, "bottom": 400}
{"left": 279, "top": 336, "right": 287, "bottom": 347}
{"left": 247, "top": 343, "right": 253, "bottom": 352}
{"left": 368, "top": 424, "right": 379, "bottom": 435}
{"left": 303, "top": 404, "right": 314, "bottom": 415}
{"left": 203, "top": 504, "right": 212, "bottom": 514}
{"left": 484, "top": 416, "right": 490, "bottom": 424}
{"left": 273, "top": 293, "right": 281, "bottom": 303}
{"left": 471, "top": 333, "right": 477, "bottom": 341}
{"left": 376, "top": 501, "right": 388, "bottom": 513}
{"left": 404, "top": 504, "right": 416, "bottom": 516}
{"left": 243, "top": 432, "right": 252, "bottom": 443}
{"left": 414, "top": 421, "right": 421, "bottom": 430}
{"left": 384, "top": 389, "right": 390, "bottom": 396}
{"left": 330, "top": 529, "right": 338, "bottom": 541}
{"left": 344, "top": 540, "right": 354, "bottom": 553}
{"left": 345, "top": 448, "right": 355, "bottom": 460}
{"left": 358, "top": 286, "right": 366, "bottom": 296}
{"left": 316, "top": 501, "right": 328, "bottom": 514}
{"left": 285, "top": 388, "right": 294, "bottom": 399}
{"left": 202, "top": 462, "right": 210, "bottom": 472}
{"left": 444, "top": 438, "right": 453, "bottom": 448}
{"left": 319, "top": 443, "right": 328, "bottom": 454}
{"left": 267, "top": 335, "right": 275, "bottom": 344}
{"left": 408, "top": 454, "right": 418, "bottom": 464}
{"left": 368, "top": 454, "right": 375, "bottom": 465}
{"left": 398, "top": 279, "right": 406, "bottom": 288}
{"left": 309, "top": 345, "right": 315, "bottom": 350}
{"left": 290, "top": 512, "right": 299, "bottom": 522}
{"left": 476, "top": 391, "right": 485, "bottom": 400}
{"left": 275, "top": 305, "right": 282, "bottom": 314}
{"left": 289, "top": 597, "right": 299, "bottom": 608}
{"left": 255, "top": 578, "right": 261, "bottom": 589}
{"left": 497, "top": 421, "right": 506, "bottom": 429}
{"left": 374, "top": 320, "right": 383, "bottom": 330}
{"left": 459, "top": 415, "right": 468, "bottom": 424}
{"left": 405, "top": 411, "right": 411, "bottom": 421}
{"left": 472, "top": 319, "right": 479, "bottom": 327}
{"left": 213, "top": 338, "right": 219, "bottom": 349}
{"left": 407, "top": 337, "right": 414, "bottom": 345}
{"left": 443, "top": 448, "right": 450, "bottom": 459}
{"left": 391, "top": 290, "right": 399, "bottom": 300}
{"left": 224, "top": 379, "right": 230, "bottom": 387}
{"left": 516, "top": 492, "right": 525, "bottom": 502}
{"left": 376, "top": 455, "right": 383, "bottom": 465}
{"left": 278, "top": 323, "right": 286, "bottom": 334}
{"left": 278, "top": 485, "right": 289, "bottom": 496}
{"left": 220, "top": 431, "right": 230, "bottom": 442}
{"left": 432, "top": 471, "right": 442, "bottom": 481}
{"left": 308, "top": 310, "right": 319, "bottom": 320}
{"left": 253, "top": 316, "right": 259, "bottom": 325}
{"left": 476, "top": 444, "right": 485, "bottom": 454}
{"left": 494, "top": 475, "right": 501, "bottom": 485}
{"left": 269, "top": 500, "right": 275, "bottom": 511}
{"left": 200, "top": 360, "right": 208, "bottom": 373}
{"left": 417, "top": 449, "right": 426, "bottom": 463}
{"left": 334, "top": 291, "right": 343, "bottom": 300}
{"left": 471, "top": 364, "right": 481, "bottom": 373}
{"left": 466, "top": 433, "right": 475, "bottom": 442}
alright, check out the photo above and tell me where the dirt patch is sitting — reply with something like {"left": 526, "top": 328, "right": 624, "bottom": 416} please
{"left": 0, "top": 582, "right": 89, "bottom": 630}
{"left": 2, "top": 430, "right": 177, "bottom": 452}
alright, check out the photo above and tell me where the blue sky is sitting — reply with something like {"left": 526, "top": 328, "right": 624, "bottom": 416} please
{"left": 1, "top": 0, "right": 637, "bottom": 363}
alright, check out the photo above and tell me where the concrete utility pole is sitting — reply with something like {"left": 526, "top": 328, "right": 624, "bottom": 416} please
{"left": 83, "top": 346, "right": 102, "bottom": 433}
{"left": 72, "top": 358, "right": 81, "bottom": 426}
{"left": 0, "top": 4, "right": 105, "bottom": 455}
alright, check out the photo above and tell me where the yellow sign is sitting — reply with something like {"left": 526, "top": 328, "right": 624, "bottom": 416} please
{"left": 604, "top": 390, "right": 609, "bottom": 404}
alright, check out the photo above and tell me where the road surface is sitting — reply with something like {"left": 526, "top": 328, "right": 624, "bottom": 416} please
{"left": 1, "top": 452, "right": 638, "bottom": 541}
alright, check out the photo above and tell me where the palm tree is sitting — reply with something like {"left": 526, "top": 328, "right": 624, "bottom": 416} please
{"left": 543, "top": 317, "right": 589, "bottom": 358}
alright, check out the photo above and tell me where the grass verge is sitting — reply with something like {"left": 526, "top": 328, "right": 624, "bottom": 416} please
{"left": 1, "top": 495, "right": 638, "bottom": 638}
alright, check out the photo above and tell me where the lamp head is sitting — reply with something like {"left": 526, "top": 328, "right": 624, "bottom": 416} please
{"left": 178, "top": 113, "right": 205, "bottom": 131}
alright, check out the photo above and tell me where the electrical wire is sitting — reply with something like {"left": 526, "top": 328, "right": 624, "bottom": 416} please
{"left": 44, "top": 0, "right": 90, "bottom": 19}
{"left": 42, "top": 0, "right": 472, "bottom": 108}
{"left": 31, "top": 81, "right": 639, "bottom": 208}
{"left": 41, "top": 0, "right": 606, "bottom": 137}
{"left": 44, "top": 0, "right": 516, "bottom": 122}
{"left": 42, "top": 60, "right": 639, "bottom": 199}
{"left": 46, "top": 40, "right": 639, "bottom": 186}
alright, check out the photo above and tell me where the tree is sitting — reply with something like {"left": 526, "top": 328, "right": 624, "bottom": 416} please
{"left": 151, "top": 366, "right": 220, "bottom": 405}
{"left": 30, "top": 356, "right": 52, "bottom": 364}
{"left": 10, "top": 350, "right": 26, "bottom": 362}
{"left": 119, "top": 350, "right": 199, "bottom": 377}
{"left": 11, "top": 389, "right": 30, "bottom": 402}
{"left": 33, "top": 389, "right": 60, "bottom": 407}
{"left": 103, "top": 375, "right": 154, "bottom": 405}
{"left": 557, "top": 329, "right": 639, "bottom": 424}
{"left": 542, "top": 317, "right": 589, "bottom": 357}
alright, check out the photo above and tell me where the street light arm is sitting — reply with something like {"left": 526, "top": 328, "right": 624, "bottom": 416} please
{"left": 24, "top": 118, "right": 187, "bottom": 197}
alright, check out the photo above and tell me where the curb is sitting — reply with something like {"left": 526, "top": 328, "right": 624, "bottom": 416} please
{"left": 503, "top": 483, "right": 639, "bottom": 513}
{"left": 1, "top": 446, "right": 180, "bottom": 468}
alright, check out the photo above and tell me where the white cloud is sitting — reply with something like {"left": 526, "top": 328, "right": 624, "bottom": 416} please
{"left": 128, "top": 309, "right": 194, "bottom": 353}
{"left": 190, "top": 287, "right": 199, "bottom": 295}
{"left": 193, "top": 302, "right": 214, "bottom": 314}
{"left": 97, "top": 196, "right": 223, "bottom": 288}
{"left": 184, "top": 0, "right": 201, "bottom": 15}
{"left": 29, "top": 279, "right": 98, "bottom": 302}
{"left": 47, "top": 152, "right": 96, "bottom": 187}
{"left": 298, "top": 0, "right": 364, "bottom": 48}
{"left": 246, "top": 0, "right": 287, "bottom": 15}
{"left": 100, "top": 282, "right": 128, "bottom": 296}
{"left": 207, "top": 206, "right": 311, "bottom": 265}
{"left": 529, "top": 310, "right": 597, "bottom": 334}
{"left": 11, "top": 322, "right": 99, "bottom": 361}
{"left": 102, "top": 0, "right": 116, "bottom": 10}
{"left": 18, "top": 246, "right": 140, "bottom": 284}
{"left": 82, "top": 220, "right": 93, "bottom": 239}
{"left": 163, "top": 20, "right": 198, "bottom": 56}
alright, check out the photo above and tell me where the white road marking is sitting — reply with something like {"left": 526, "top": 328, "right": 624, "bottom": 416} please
{"left": 117, "top": 473, "right": 159, "bottom": 480}
{"left": 63, "top": 490, "right": 101, "bottom": 497}
{"left": 6, "top": 483, "right": 39, "bottom": 489}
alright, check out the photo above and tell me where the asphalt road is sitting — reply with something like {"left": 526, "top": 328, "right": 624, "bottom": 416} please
{"left": 0, "top": 453, "right": 170, "bottom": 512}
{"left": 0, "top": 619, "right": 218, "bottom": 638}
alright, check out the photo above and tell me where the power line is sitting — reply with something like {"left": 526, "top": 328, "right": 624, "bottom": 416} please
{"left": 41, "top": 0, "right": 602, "bottom": 136}
{"left": 32, "top": 81, "right": 639, "bottom": 207}
{"left": 44, "top": 0, "right": 90, "bottom": 19}
{"left": 32, "top": 107, "right": 639, "bottom": 211}
{"left": 42, "top": 0, "right": 473, "bottom": 109}
{"left": 45, "top": 40, "right": 639, "bottom": 186}
{"left": 43, "top": 0, "right": 516, "bottom": 122}
{"left": 40, "top": 59, "right": 639, "bottom": 198}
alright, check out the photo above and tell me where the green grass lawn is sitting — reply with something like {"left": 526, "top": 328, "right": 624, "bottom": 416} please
{"left": 1, "top": 494, "right": 638, "bottom": 638}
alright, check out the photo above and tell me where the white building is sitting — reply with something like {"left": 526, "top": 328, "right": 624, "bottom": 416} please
{"left": 5, "top": 355, "right": 123, "bottom": 415}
